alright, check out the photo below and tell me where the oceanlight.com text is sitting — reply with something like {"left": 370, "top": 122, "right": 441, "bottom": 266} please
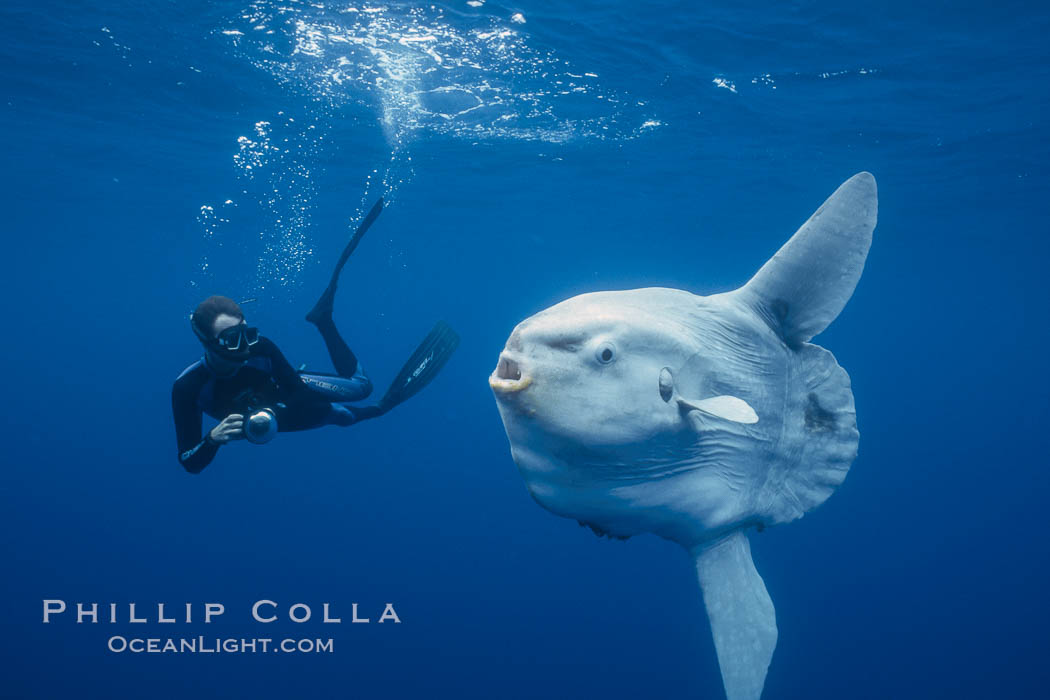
{"left": 107, "top": 636, "right": 334, "bottom": 654}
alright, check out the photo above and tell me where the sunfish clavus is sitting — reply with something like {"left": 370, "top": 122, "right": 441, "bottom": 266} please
{"left": 490, "top": 173, "right": 877, "bottom": 700}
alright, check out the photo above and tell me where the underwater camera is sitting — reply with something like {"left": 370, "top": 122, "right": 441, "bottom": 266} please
{"left": 244, "top": 408, "right": 277, "bottom": 444}
{"left": 233, "top": 390, "right": 278, "bottom": 445}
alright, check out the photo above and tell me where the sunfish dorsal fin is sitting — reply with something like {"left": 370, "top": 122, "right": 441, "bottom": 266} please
{"left": 693, "top": 532, "right": 777, "bottom": 700}
{"left": 679, "top": 395, "right": 759, "bottom": 424}
{"left": 738, "top": 172, "right": 877, "bottom": 345}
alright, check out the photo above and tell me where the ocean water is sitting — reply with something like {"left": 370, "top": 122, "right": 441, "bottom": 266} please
{"left": 1, "top": 1, "right": 1047, "bottom": 698}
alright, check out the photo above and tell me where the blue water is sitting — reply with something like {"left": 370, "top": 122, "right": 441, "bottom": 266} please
{"left": 2, "top": 1, "right": 1048, "bottom": 698}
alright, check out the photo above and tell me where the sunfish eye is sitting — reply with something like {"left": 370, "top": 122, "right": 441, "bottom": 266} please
{"left": 595, "top": 342, "right": 616, "bottom": 365}
{"left": 659, "top": 367, "right": 674, "bottom": 402}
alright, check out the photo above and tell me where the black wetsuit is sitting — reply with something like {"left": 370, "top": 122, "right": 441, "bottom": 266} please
{"left": 172, "top": 335, "right": 371, "bottom": 473}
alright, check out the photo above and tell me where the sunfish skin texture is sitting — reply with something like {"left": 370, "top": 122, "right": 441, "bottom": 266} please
{"left": 490, "top": 173, "right": 877, "bottom": 700}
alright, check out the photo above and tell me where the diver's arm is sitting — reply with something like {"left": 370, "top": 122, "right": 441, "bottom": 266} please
{"left": 172, "top": 378, "right": 221, "bottom": 473}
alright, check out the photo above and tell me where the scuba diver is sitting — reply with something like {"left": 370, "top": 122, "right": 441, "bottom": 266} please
{"left": 171, "top": 199, "right": 459, "bottom": 473}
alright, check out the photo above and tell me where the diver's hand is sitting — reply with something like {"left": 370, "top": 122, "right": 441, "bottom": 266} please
{"left": 208, "top": 414, "right": 245, "bottom": 444}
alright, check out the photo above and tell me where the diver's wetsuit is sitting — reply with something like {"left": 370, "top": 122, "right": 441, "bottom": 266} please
{"left": 172, "top": 335, "right": 371, "bottom": 473}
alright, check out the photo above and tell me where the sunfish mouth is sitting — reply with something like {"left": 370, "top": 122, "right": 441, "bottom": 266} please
{"left": 489, "top": 353, "right": 532, "bottom": 394}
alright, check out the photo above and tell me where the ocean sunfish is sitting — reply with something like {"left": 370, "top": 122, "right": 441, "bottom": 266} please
{"left": 490, "top": 173, "right": 877, "bottom": 700}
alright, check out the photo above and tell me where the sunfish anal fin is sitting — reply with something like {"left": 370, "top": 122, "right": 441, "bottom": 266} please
{"left": 693, "top": 531, "right": 777, "bottom": 700}
{"left": 679, "top": 395, "right": 759, "bottom": 424}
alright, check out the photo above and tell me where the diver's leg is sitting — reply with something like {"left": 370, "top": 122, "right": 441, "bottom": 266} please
{"left": 325, "top": 404, "right": 358, "bottom": 427}
{"left": 276, "top": 397, "right": 381, "bottom": 430}
{"left": 300, "top": 323, "right": 457, "bottom": 427}
{"left": 274, "top": 399, "right": 338, "bottom": 432}
{"left": 312, "top": 316, "right": 360, "bottom": 378}
{"left": 300, "top": 370, "right": 373, "bottom": 403}
{"left": 286, "top": 402, "right": 379, "bottom": 428}
{"left": 344, "top": 404, "right": 383, "bottom": 423}
{"left": 305, "top": 198, "right": 383, "bottom": 325}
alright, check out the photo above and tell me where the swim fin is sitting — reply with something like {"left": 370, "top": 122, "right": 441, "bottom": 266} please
{"left": 378, "top": 320, "right": 460, "bottom": 414}
{"left": 306, "top": 197, "right": 385, "bottom": 325}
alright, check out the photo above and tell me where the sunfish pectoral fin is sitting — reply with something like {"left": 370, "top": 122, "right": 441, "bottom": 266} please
{"left": 693, "top": 532, "right": 777, "bottom": 700}
{"left": 679, "top": 395, "right": 759, "bottom": 424}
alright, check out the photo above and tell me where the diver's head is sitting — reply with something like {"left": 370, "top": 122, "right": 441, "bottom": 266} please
{"left": 190, "top": 295, "right": 258, "bottom": 368}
